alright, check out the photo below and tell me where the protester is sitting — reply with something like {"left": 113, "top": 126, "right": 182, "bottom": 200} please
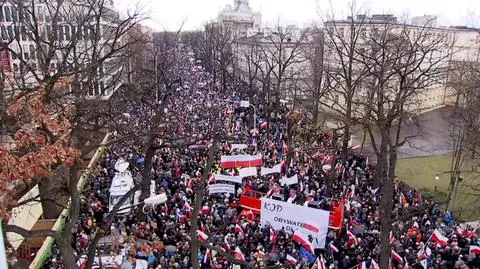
{"left": 42, "top": 50, "right": 480, "bottom": 269}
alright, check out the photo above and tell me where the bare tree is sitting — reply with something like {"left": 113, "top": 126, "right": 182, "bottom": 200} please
{"left": 320, "top": 4, "right": 370, "bottom": 160}
{"left": 355, "top": 19, "right": 453, "bottom": 268}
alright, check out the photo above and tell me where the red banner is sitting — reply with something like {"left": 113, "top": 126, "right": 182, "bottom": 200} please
{"left": 239, "top": 190, "right": 265, "bottom": 214}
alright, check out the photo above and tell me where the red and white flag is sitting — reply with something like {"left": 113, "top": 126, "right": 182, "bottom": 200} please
{"left": 313, "top": 256, "right": 326, "bottom": 269}
{"left": 234, "top": 247, "right": 245, "bottom": 261}
{"left": 221, "top": 154, "right": 263, "bottom": 169}
{"left": 431, "top": 229, "right": 449, "bottom": 246}
{"left": 371, "top": 259, "right": 380, "bottom": 269}
{"left": 347, "top": 230, "right": 358, "bottom": 245}
{"left": 224, "top": 237, "right": 232, "bottom": 252}
{"left": 469, "top": 245, "right": 480, "bottom": 255}
{"left": 329, "top": 242, "right": 339, "bottom": 253}
{"left": 389, "top": 231, "right": 396, "bottom": 245}
{"left": 292, "top": 230, "right": 315, "bottom": 253}
{"left": 358, "top": 261, "right": 367, "bottom": 269}
{"left": 184, "top": 202, "right": 192, "bottom": 212}
{"left": 258, "top": 249, "right": 266, "bottom": 257}
{"left": 197, "top": 230, "right": 208, "bottom": 241}
{"left": 286, "top": 254, "right": 297, "bottom": 264}
{"left": 270, "top": 228, "right": 277, "bottom": 243}
{"left": 392, "top": 250, "right": 404, "bottom": 264}
{"left": 235, "top": 224, "right": 245, "bottom": 237}
{"left": 261, "top": 121, "right": 269, "bottom": 129}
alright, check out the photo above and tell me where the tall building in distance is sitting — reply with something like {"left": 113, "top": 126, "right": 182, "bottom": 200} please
{"left": 217, "top": 0, "right": 261, "bottom": 38}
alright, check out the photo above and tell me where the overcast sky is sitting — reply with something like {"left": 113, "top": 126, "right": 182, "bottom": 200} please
{"left": 114, "top": 0, "right": 479, "bottom": 31}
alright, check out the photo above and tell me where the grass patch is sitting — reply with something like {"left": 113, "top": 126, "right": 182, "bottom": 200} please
{"left": 396, "top": 155, "right": 480, "bottom": 221}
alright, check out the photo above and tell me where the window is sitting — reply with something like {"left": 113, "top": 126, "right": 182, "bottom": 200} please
{"left": 31, "top": 62, "right": 37, "bottom": 71}
{"left": 29, "top": 45, "right": 36, "bottom": 60}
{"left": 0, "top": 6, "right": 4, "bottom": 22}
{"left": 5, "top": 6, "right": 12, "bottom": 22}
{"left": 64, "top": 25, "right": 70, "bottom": 40}
{"left": 13, "top": 26, "right": 19, "bottom": 41}
{"left": 13, "top": 63, "right": 19, "bottom": 72}
{"left": 1, "top": 26, "right": 7, "bottom": 41}
{"left": 77, "top": 25, "right": 83, "bottom": 40}
{"left": 58, "top": 26, "right": 64, "bottom": 41}
{"left": 7, "top": 26, "right": 13, "bottom": 40}
{"left": 21, "top": 26, "right": 27, "bottom": 41}
{"left": 70, "top": 26, "right": 76, "bottom": 40}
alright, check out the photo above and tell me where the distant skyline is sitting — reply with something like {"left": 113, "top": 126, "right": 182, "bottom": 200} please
{"left": 114, "top": 0, "right": 480, "bottom": 31}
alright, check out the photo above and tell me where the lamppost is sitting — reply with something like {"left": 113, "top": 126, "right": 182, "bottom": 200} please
{"left": 434, "top": 170, "right": 462, "bottom": 211}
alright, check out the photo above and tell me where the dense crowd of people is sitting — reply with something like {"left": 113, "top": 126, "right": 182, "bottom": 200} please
{"left": 42, "top": 50, "right": 480, "bottom": 269}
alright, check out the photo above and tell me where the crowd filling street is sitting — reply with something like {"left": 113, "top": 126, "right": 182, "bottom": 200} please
{"left": 42, "top": 51, "right": 480, "bottom": 269}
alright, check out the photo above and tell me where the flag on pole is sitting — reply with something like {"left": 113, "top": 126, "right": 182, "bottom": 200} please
{"left": 286, "top": 254, "right": 298, "bottom": 264}
{"left": 358, "top": 261, "right": 367, "bottom": 269}
{"left": 313, "top": 255, "right": 327, "bottom": 269}
{"left": 469, "top": 245, "right": 480, "bottom": 255}
{"left": 371, "top": 259, "right": 380, "bottom": 269}
{"left": 431, "top": 229, "right": 449, "bottom": 246}
{"left": 347, "top": 230, "right": 358, "bottom": 245}
{"left": 392, "top": 250, "right": 404, "bottom": 264}
{"left": 292, "top": 230, "right": 315, "bottom": 253}
{"left": 197, "top": 230, "right": 208, "bottom": 241}
{"left": 329, "top": 242, "right": 339, "bottom": 253}
{"left": 235, "top": 224, "right": 245, "bottom": 237}
{"left": 234, "top": 247, "right": 245, "bottom": 261}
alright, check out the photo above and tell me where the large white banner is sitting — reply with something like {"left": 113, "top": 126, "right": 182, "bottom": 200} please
{"left": 239, "top": 167, "right": 257, "bottom": 178}
{"left": 208, "top": 184, "right": 235, "bottom": 195}
{"left": 280, "top": 174, "right": 298, "bottom": 186}
{"left": 260, "top": 197, "right": 330, "bottom": 249}
{"left": 214, "top": 174, "right": 242, "bottom": 184}
{"left": 261, "top": 163, "right": 282, "bottom": 176}
{"left": 231, "top": 144, "right": 248, "bottom": 151}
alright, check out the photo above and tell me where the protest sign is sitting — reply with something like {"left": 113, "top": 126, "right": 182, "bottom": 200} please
{"left": 280, "top": 175, "right": 298, "bottom": 186}
{"left": 260, "top": 197, "right": 329, "bottom": 248}
{"left": 208, "top": 184, "right": 235, "bottom": 195}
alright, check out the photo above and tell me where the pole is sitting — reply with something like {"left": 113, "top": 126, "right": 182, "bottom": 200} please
{"left": 450, "top": 170, "right": 460, "bottom": 212}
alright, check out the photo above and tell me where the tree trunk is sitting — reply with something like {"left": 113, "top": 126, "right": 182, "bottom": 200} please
{"left": 379, "top": 147, "right": 397, "bottom": 269}
{"left": 341, "top": 122, "right": 351, "bottom": 161}
{"left": 140, "top": 146, "right": 155, "bottom": 202}
{"left": 39, "top": 176, "right": 61, "bottom": 219}
{"left": 56, "top": 236, "right": 77, "bottom": 269}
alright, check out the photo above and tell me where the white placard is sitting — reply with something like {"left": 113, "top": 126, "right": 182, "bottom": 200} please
{"left": 208, "top": 184, "right": 235, "bottom": 194}
{"left": 261, "top": 163, "right": 282, "bottom": 176}
{"left": 260, "top": 197, "right": 330, "bottom": 249}
{"left": 280, "top": 174, "right": 298, "bottom": 186}
{"left": 239, "top": 167, "right": 257, "bottom": 178}
{"left": 214, "top": 174, "right": 243, "bottom": 184}
{"left": 231, "top": 144, "right": 248, "bottom": 150}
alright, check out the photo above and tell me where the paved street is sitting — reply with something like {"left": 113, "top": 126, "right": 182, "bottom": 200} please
{"left": 351, "top": 106, "right": 455, "bottom": 159}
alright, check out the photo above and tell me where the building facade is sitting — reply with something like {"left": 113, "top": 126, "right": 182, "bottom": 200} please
{"left": 0, "top": 0, "right": 124, "bottom": 99}
{"left": 217, "top": 0, "right": 261, "bottom": 38}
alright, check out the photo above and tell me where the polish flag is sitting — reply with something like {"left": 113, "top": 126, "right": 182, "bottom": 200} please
{"left": 329, "top": 242, "right": 339, "bottom": 253}
{"left": 371, "top": 259, "right": 380, "bottom": 269}
{"left": 292, "top": 230, "right": 315, "bottom": 253}
{"left": 358, "top": 261, "right": 366, "bottom": 269}
{"left": 286, "top": 254, "right": 297, "bottom": 264}
{"left": 261, "top": 121, "right": 269, "bottom": 129}
{"left": 220, "top": 154, "right": 263, "bottom": 169}
{"left": 197, "top": 230, "right": 208, "bottom": 241}
{"left": 184, "top": 202, "right": 192, "bottom": 212}
{"left": 389, "top": 231, "right": 396, "bottom": 245}
{"left": 469, "top": 245, "right": 480, "bottom": 255}
{"left": 392, "top": 250, "right": 404, "bottom": 264}
{"left": 314, "top": 256, "right": 327, "bottom": 269}
{"left": 303, "top": 222, "right": 320, "bottom": 233}
{"left": 224, "top": 238, "right": 232, "bottom": 253}
{"left": 270, "top": 228, "right": 277, "bottom": 243}
{"left": 258, "top": 249, "right": 266, "bottom": 257}
{"left": 235, "top": 224, "right": 245, "bottom": 237}
{"left": 234, "top": 247, "right": 245, "bottom": 261}
{"left": 431, "top": 229, "right": 449, "bottom": 246}
{"left": 347, "top": 230, "right": 358, "bottom": 245}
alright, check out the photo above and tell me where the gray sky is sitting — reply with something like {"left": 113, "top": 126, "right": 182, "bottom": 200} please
{"left": 114, "top": 0, "right": 480, "bottom": 31}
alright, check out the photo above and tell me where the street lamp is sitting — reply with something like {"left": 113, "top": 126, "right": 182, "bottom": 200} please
{"left": 434, "top": 170, "right": 462, "bottom": 211}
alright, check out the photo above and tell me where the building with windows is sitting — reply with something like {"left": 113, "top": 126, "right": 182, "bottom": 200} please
{"left": 217, "top": 0, "right": 261, "bottom": 38}
{"left": 0, "top": 0, "right": 125, "bottom": 99}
